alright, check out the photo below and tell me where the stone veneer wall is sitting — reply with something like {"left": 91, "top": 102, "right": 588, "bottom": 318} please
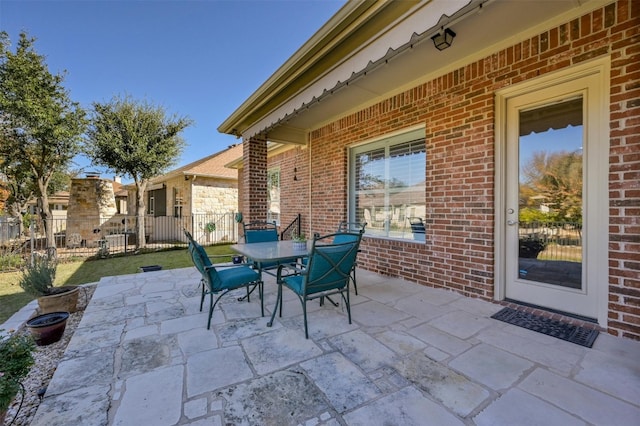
{"left": 67, "top": 177, "right": 117, "bottom": 247}
{"left": 192, "top": 181, "right": 238, "bottom": 214}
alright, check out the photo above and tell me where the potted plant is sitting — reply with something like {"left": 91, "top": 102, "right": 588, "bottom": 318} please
{"left": 18, "top": 253, "right": 79, "bottom": 313}
{"left": 292, "top": 231, "right": 307, "bottom": 251}
{"left": 204, "top": 221, "right": 216, "bottom": 242}
{"left": 0, "top": 330, "right": 35, "bottom": 422}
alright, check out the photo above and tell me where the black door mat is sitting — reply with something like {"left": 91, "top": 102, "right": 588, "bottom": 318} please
{"left": 491, "top": 307, "right": 599, "bottom": 348}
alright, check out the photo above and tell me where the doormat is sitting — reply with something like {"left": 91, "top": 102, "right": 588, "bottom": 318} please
{"left": 491, "top": 307, "right": 599, "bottom": 348}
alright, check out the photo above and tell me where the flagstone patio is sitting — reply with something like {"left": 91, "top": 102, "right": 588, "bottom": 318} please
{"left": 9, "top": 267, "right": 640, "bottom": 425}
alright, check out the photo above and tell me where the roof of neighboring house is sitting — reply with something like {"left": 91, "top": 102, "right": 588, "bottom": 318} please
{"left": 149, "top": 144, "right": 242, "bottom": 184}
{"left": 112, "top": 181, "right": 128, "bottom": 197}
{"left": 25, "top": 190, "right": 70, "bottom": 206}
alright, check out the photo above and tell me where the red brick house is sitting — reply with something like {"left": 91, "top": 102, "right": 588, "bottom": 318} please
{"left": 219, "top": 0, "right": 639, "bottom": 339}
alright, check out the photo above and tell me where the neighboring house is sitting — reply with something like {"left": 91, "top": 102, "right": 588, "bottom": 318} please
{"left": 137, "top": 144, "right": 242, "bottom": 241}
{"left": 26, "top": 191, "right": 70, "bottom": 220}
{"left": 219, "top": 1, "right": 639, "bottom": 339}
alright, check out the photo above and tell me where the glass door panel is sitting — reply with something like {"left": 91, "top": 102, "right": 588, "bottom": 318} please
{"left": 517, "top": 98, "right": 584, "bottom": 290}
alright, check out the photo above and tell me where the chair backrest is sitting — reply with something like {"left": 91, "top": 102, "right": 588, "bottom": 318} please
{"left": 336, "top": 221, "right": 367, "bottom": 233}
{"left": 304, "top": 232, "right": 362, "bottom": 295}
{"left": 188, "top": 239, "right": 225, "bottom": 291}
{"left": 243, "top": 221, "right": 279, "bottom": 243}
{"left": 408, "top": 217, "right": 425, "bottom": 241}
{"left": 335, "top": 222, "right": 366, "bottom": 243}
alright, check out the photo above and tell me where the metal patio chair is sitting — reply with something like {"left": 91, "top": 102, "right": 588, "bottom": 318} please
{"left": 268, "top": 231, "right": 362, "bottom": 338}
{"left": 409, "top": 217, "right": 426, "bottom": 241}
{"left": 335, "top": 221, "right": 366, "bottom": 295}
{"left": 185, "top": 230, "right": 263, "bottom": 329}
{"left": 242, "top": 220, "right": 299, "bottom": 274}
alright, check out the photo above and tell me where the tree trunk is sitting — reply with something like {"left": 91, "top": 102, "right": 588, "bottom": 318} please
{"left": 37, "top": 180, "right": 55, "bottom": 252}
{"left": 135, "top": 180, "right": 148, "bottom": 249}
{"left": 8, "top": 202, "right": 25, "bottom": 237}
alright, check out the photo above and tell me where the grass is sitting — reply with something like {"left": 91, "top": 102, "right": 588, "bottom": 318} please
{"left": 0, "top": 244, "right": 236, "bottom": 325}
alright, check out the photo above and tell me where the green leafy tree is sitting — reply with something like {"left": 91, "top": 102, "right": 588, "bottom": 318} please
{"left": 520, "top": 150, "right": 583, "bottom": 223}
{"left": 0, "top": 32, "right": 87, "bottom": 250}
{"left": 86, "top": 95, "right": 191, "bottom": 248}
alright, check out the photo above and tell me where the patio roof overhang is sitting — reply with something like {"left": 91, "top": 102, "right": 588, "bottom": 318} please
{"left": 218, "top": 0, "right": 607, "bottom": 145}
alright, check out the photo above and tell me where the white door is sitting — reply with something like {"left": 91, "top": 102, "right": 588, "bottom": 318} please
{"left": 501, "top": 67, "right": 608, "bottom": 320}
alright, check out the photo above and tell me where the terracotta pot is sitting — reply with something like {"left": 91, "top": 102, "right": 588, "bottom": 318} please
{"left": 37, "top": 286, "right": 79, "bottom": 314}
{"left": 26, "top": 311, "right": 69, "bottom": 346}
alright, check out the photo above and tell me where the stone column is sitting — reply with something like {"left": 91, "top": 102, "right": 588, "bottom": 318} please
{"left": 66, "top": 177, "right": 117, "bottom": 247}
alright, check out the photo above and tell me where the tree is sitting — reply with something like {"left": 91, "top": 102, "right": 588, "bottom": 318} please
{"left": 86, "top": 95, "right": 191, "bottom": 248}
{"left": 0, "top": 32, "right": 87, "bottom": 250}
{"left": 520, "top": 150, "right": 583, "bottom": 223}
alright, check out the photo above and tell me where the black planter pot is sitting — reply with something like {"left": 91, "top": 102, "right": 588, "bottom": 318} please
{"left": 26, "top": 311, "right": 69, "bottom": 346}
{"left": 139, "top": 265, "right": 162, "bottom": 272}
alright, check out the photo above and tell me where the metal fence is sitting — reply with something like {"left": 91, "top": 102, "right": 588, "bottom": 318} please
{"left": 0, "top": 213, "right": 240, "bottom": 271}
{"left": 519, "top": 221, "right": 582, "bottom": 262}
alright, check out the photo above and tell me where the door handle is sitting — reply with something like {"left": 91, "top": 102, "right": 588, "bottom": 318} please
{"left": 507, "top": 220, "right": 518, "bottom": 226}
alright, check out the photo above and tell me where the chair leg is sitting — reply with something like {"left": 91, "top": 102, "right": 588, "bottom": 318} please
{"left": 351, "top": 266, "right": 358, "bottom": 295}
{"left": 259, "top": 281, "right": 264, "bottom": 317}
{"left": 342, "top": 289, "right": 352, "bottom": 324}
{"left": 199, "top": 279, "right": 206, "bottom": 312}
{"left": 208, "top": 291, "right": 227, "bottom": 330}
{"left": 302, "top": 298, "right": 309, "bottom": 339}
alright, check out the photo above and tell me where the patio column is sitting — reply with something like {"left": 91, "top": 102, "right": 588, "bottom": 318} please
{"left": 241, "top": 136, "right": 268, "bottom": 223}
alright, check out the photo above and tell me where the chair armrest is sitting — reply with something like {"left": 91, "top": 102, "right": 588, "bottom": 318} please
{"left": 276, "top": 264, "right": 304, "bottom": 282}
{"left": 204, "top": 254, "right": 244, "bottom": 269}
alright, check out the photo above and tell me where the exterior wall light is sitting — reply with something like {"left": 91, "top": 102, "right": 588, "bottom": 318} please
{"left": 431, "top": 28, "right": 456, "bottom": 51}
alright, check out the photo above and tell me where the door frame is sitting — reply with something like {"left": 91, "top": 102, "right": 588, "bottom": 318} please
{"left": 494, "top": 57, "right": 610, "bottom": 327}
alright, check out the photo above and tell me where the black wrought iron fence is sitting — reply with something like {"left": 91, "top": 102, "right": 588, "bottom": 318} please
{"left": 0, "top": 212, "right": 240, "bottom": 271}
{"left": 518, "top": 221, "right": 582, "bottom": 262}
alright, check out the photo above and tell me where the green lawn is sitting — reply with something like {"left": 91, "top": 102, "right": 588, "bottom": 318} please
{"left": 0, "top": 244, "right": 236, "bottom": 324}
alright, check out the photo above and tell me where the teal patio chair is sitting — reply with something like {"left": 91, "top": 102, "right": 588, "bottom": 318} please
{"left": 409, "top": 217, "right": 426, "bottom": 241}
{"left": 267, "top": 231, "right": 362, "bottom": 338}
{"left": 335, "top": 221, "right": 366, "bottom": 295}
{"left": 242, "top": 220, "right": 298, "bottom": 274}
{"left": 242, "top": 220, "right": 279, "bottom": 243}
{"left": 187, "top": 237, "right": 263, "bottom": 329}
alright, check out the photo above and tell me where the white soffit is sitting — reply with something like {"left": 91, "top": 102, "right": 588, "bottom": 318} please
{"left": 241, "top": 0, "right": 602, "bottom": 143}
{"left": 246, "top": 0, "right": 473, "bottom": 140}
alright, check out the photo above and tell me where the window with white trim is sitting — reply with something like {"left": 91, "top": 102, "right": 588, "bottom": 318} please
{"left": 349, "top": 128, "right": 426, "bottom": 241}
{"left": 267, "top": 168, "right": 280, "bottom": 225}
{"left": 173, "top": 187, "right": 183, "bottom": 218}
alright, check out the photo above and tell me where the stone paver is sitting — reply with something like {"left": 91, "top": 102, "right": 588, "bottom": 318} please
{"left": 4, "top": 267, "right": 637, "bottom": 426}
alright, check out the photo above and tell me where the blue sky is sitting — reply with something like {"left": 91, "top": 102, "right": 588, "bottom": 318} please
{"left": 0, "top": 0, "right": 344, "bottom": 177}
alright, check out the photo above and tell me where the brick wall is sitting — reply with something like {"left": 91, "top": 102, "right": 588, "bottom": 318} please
{"left": 270, "top": 147, "right": 310, "bottom": 235}
{"left": 606, "top": 1, "right": 640, "bottom": 339}
{"left": 242, "top": 137, "right": 268, "bottom": 223}
{"left": 303, "top": 0, "right": 639, "bottom": 338}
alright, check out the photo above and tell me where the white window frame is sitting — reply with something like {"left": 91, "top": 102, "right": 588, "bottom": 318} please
{"left": 267, "top": 167, "right": 281, "bottom": 225}
{"left": 173, "top": 187, "right": 183, "bottom": 218}
{"left": 349, "top": 127, "right": 426, "bottom": 241}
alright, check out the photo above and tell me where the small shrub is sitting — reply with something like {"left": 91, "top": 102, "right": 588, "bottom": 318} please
{"left": 18, "top": 254, "right": 57, "bottom": 297}
{"left": 0, "top": 330, "right": 35, "bottom": 412}
{"left": 0, "top": 253, "right": 23, "bottom": 270}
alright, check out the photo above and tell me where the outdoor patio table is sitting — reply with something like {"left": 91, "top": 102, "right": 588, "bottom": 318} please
{"left": 230, "top": 240, "right": 309, "bottom": 278}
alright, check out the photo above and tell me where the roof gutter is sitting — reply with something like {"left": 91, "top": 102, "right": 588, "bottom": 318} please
{"left": 217, "top": 0, "right": 420, "bottom": 137}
